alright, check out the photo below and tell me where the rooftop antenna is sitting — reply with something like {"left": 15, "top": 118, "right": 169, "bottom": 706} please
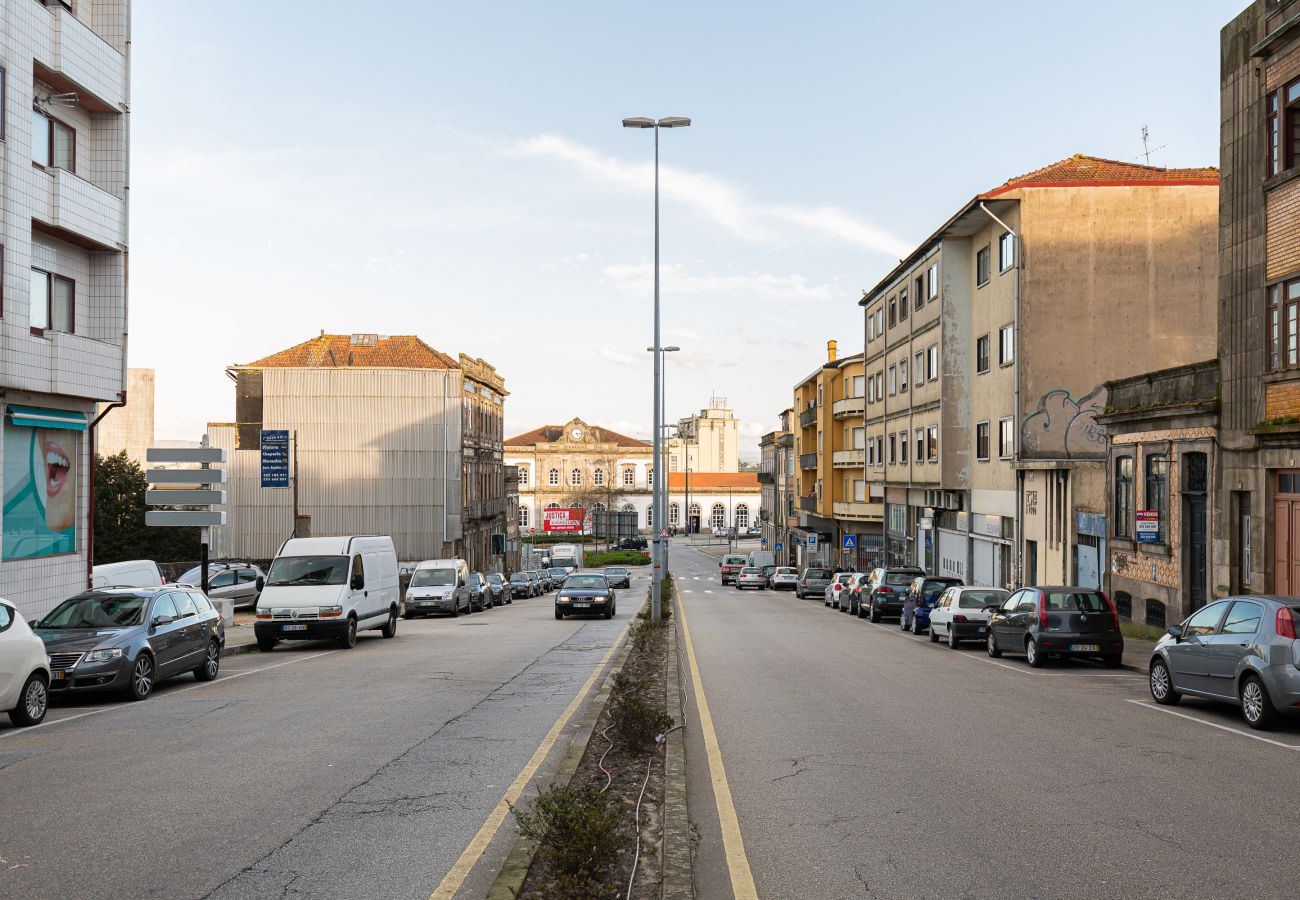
{"left": 1137, "top": 125, "right": 1167, "bottom": 166}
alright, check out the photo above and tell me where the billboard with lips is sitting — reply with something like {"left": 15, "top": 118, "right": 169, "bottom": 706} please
{"left": 3, "top": 408, "right": 82, "bottom": 559}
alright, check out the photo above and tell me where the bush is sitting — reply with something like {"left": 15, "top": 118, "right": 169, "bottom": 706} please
{"left": 607, "top": 670, "right": 674, "bottom": 752}
{"left": 511, "top": 784, "right": 629, "bottom": 881}
{"left": 585, "top": 550, "right": 651, "bottom": 567}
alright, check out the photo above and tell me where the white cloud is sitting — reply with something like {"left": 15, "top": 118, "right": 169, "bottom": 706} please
{"left": 597, "top": 345, "right": 641, "bottom": 367}
{"left": 513, "top": 134, "right": 911, "bottom": 257}
{"left": 601, "top": 262, "right": 835, "bottom": 302}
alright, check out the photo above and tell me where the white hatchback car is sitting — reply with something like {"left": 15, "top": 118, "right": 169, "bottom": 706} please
{"left": 769, "top": 567, "right": 799, "bottom": 591}
{"left": 1, "top": 599, "right": 51, "bottom": 727}
{"left": 927, "top": 586, "right": 1010, "bottom": 649}
{"left": 825, "top": 572, "right": 856, "bottom": 608}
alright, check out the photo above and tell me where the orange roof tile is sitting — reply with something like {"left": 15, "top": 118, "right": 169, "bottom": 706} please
{"left": 982, "top": 155, "right": 1218, "bottom": 198}
{"left": 244, "top": 334, "right": 458, "bottom": 369}
{"left": 667, "top": 472, "right": 758, "bottom": 489}
{"left": 505, "top": 425, "right": 650, "bottom": 449}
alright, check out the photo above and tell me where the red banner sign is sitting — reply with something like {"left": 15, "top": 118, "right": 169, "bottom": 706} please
{"left": 543, "top": 508, "right": 586, "bottom": 533}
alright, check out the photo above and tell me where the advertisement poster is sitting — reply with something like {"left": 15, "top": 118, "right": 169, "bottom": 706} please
{"left": 3, "top": 421, "right": 79, "bottom": 558}
{"left": 542, "top": 508, "right": 585, "bottom": 533}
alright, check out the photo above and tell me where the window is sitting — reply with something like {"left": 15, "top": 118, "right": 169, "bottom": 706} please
{"left": 1268, "top": 91, "right": 1281, "bottom": 176}
{"left": 888, "top": 297, "right": 897, "bottom": 327}
{"left": 875, "top": 436, "right": 883, "bottom": 466}
{"left": 976, "top": 422, "right": 990, "bottom": 461}
{"left": 914, "top": 275, "right": 924, "bottom": 310}
{"left": 0, "top": 68, "right": 5, "bottom": 143}
{"left": 868, "top": 312, "right": 875, "bottom": 341}
{"left": 888, "top": 434, "right": 896, "bottom": 465}
{"left": 209, "top": 571, "right": 235, "bottom": 588}
{"left": 1237, "top": 492, "right": 1252, "bottom": 591}
{"left": 1271, "top": 79, "right": 1300, "bottom": 175}
{"left": 518, "top": 505, "right": 529, "bottom": 527}
{"left": 899, "top": 359, "right": 908, "bottom": 392}
{"left": 647, "top": 505, "right": 653, "bottom": 528}
{"left": 899, "top": 288, "right": 908, "bottom": 321}
{"left": 999, "top": 232, "right": 1015, "bottom": 272}
{"left": 976, "top": 246, "right": 990, "bottom": 286}
{"left": 1267, "top": 280, "right": 1300, "bottom": 370}
{"left": 31, "top": 108, "right": 74, "bottom": 171}
{"left": 647, "top": 467, "right": 653, "bottom": 488}
{"left": 927, "top": 345, "right": 938, "bottom": 381}
{"left": 877, "top": 309, "right": 884, "bottom": 336}
{"left": 899, "top": 431, "right": 908, "bottom": 465}
{"left": 593, "top": 467, "right": 604, "bottom": 486}
{"left": 852, "top": 374, "right": 864, "bottom": 397}
{"left": 998, "top": 324, "right": 1014, "bottom": 365}
{"left": 915, "top": 428, "right": 924, "bottom": 463}
{"left": 735, "top": 504, "right": 749, "bottom": 528}
{"left": 517, "top": 466, "right": 529, "bottom": 486}
{"left": 570, "top": 468, "right": 581, "bottom": 486}
{"left": 29, "top": 269, "right": 73, "bottom": 333}
{"left": 914, "top": 351, "right": 924, "bottom": 387}
{"left": 976, "top": 334, "right": 990, "bottom": 374}
{"left": 875, "top": 372, "right": 883, "bottom": 399}
{"left": 1222, "top": 600, "right": 1264, "bottom": 636}
{"left": 711, "top": 504, "right": 726, "bottom": 530}
{"left": 927, "top": 426, "right": 938, "bottom": 463}
{"left": 546, "top": 501, "right": 560, "bottom": 509}
{"left": 623, "top": 467, "right": 635, "bottom": 486}
{"left": 1145, "top": 454, "right": 1168, "bottom": 543}
{"left": 669, "top": 503, "right": 680, "bottom": 525}
{"left": 926, "top": 263, "right": 939, "bottom": 300}
{"left": 999, "top": 418, "right": 1014, "bottom": 458}
{"left": 888, "top": 365, "right": 896, "bottom": 395}
{"left": 852, "top": 426, "right": 865, "bottom": 448}
{"left": 867, "top": 375, "right": 875, "bottom": 403}
{"left": 150, "top": 593, "right": 178, "bottom": 622}
{"left": 1115, "top": 456, "right": 1134, "bottom": 538}
{"left": 868, "top": 439, "right": 876, "bottom": 466}
{"left": 1184, "top": 601, "right": 1228, "bottom": 637}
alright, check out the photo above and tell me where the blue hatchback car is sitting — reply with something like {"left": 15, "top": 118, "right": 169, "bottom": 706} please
{"left": 902, "top": 576, "right": 964, "bottom": 634}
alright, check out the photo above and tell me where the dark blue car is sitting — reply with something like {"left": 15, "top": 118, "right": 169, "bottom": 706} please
{"left": 901, "top": 577, "right": 964, "bottom": 634}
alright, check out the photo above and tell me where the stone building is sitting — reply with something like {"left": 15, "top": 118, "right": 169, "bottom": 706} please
{"left": 665, "top": 472, "right": 761, "bottom": 538}
{"left": 759, "top": 410, "right": 794, "bottom": 559}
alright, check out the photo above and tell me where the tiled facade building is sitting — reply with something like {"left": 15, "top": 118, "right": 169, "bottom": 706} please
{"left": 1, "top": 1, "right": 130, "bottom": 618}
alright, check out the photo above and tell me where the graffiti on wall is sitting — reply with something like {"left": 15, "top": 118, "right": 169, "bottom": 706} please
{"left": 1021, "top": 386, "right": 1108, "bottom": 457}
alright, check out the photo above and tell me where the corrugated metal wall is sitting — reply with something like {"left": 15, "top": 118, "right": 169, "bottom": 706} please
{"left": 208, "top": 368, "right": 463, "bottom": 562}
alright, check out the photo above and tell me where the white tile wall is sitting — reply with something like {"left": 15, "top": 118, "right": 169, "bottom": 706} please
{"left": 46, "top": 3, "right": 126, "bottom": 109}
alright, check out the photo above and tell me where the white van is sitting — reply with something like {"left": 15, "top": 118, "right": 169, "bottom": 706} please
{"left": 255, "top": 536, "right": 400, "bottom": 650}
{"left": 405, "top": 558, "right": 470, "bottom": 618}
{"left": 91, "top": 559, "right": 164, "bottom": 589}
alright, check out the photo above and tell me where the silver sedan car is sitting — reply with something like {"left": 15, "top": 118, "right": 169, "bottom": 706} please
{"left": 1148, "top": 595, "right": 1300, "bottom": 730}
{"left": 735, "top": 568, "right": 767, "bottom": 590}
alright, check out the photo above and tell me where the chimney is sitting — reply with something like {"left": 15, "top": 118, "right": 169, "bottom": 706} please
{"left": 827, "top": 340, "right": 838, "bottom": 363}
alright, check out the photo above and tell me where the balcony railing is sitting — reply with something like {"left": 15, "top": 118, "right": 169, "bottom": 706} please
{"left": 799, "top": 407, "right": 818, "bottom": 428}
{"left": 778, "top": 434, "right": 794, "bottom": 448}
{"left": 758, "top": 471, "right": 775, "bottom": 484}
{"left": 832, "top": 449, "right": 866, "bottom": 468}
{"left": 833, "top": 501, "right": 884, "bottom": 521}
{"left": 799, "top": 452, "right": 819, "bottom": 470}
{"left": 832, "top": 396, "right": 865, "bottom": 419}
{"left": 800, "top": 496, "right": 819, "bottom": 512}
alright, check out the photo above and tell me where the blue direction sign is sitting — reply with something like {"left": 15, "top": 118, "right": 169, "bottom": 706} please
{"left": 260, "top": 430, "right": 290, "bottom": 488}
{"left": 842, "top": 534, "right": 857, "bottom": 550}
{"left": 775, "top": 542, "right": 783, "bottom": 551}
{"left": 760, "top": 538, "right": 768, "bottom": 547}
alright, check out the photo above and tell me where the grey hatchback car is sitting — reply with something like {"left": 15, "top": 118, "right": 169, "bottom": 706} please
{"left": 1149, "top": 596, "right": 1300, "bottom": 730}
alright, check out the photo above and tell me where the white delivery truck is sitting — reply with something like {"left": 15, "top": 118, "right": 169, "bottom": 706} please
{"left": 255, "top": 535, "right": 400, "bottom": 651}
{"left": 747, "top": 550, "right": 776, "bottom": 569}
{"left": 550, "top": 543, "right": 583, "bottom": 574}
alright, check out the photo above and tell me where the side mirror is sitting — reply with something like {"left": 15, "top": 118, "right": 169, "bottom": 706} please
{"left": 152, "top": 614, "right": 174, "bottom": 627}
{"left": 1167, "top": 624, "right": 1183, "bottom": 640}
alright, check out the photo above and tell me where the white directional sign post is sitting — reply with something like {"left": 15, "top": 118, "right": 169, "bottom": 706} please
{"left": 145, "top": 446, "right": 227, "bottom": 593}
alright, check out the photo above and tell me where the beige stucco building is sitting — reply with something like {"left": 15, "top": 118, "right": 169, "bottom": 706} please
{"left": 96, "top": 368, "right": 153, "bottom": 466}
{"left": 668, "top": 396, "right": 741, "bottom": 473}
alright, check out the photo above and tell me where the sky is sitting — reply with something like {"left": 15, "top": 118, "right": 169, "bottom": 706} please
{"left": 130, "top": 0, "right": 1243, "bottom": 459}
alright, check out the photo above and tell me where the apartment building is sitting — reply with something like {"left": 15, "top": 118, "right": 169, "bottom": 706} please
{"left": 668, "top": 395, "right": 740, "bottom": 473}
{"left": 861, "top": 155, "right": 1218, "bottom": 591}
{"left": 759, "top": 409, "right": 794, "bottom": 559}
{"left": 792, "top": 342, "right": 882, "bottom": 569}
{"left": 1, "top": 1, "right": 131, "bottom": 619}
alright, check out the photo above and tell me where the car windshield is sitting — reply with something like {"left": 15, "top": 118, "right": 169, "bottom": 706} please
{"left": 1043, "top": 591, "right": 1110, "bottom": 612}
{"left": 724, "top": 557, "right": 748, "bottom": 566}
{"left": 923, "top": 581, "right": 956, "bottom": 597}
{"left": 885, "top": 573, "right": 915, "bottom": 586}
{"left": 605, "top": 568, "right": 628, "bottom": 575}
{"left": 548, "top": 568, "right": 566, "bottom": 576}
{"left": 510, "top": 574, "right": 529, "bottom": 583}
{"left": 411, "top": 568, "right": 457, "bottom": 587}
{"left": 487, "top": 574, "right": 503, "bottom": 584}
{"left": 565, "top": 575, "right": 607, "bottom": 589}
{"left": 266, "top": 556, "right": 349, "bottom": 586}
{"left": 40, "top": 593, "right": 148, "bottom": 628}
{"left": 467, "top": 574, "right": 483, "bottom": 586}
{"left": 960, "top": 590, "right": 1008, "bottom": 609}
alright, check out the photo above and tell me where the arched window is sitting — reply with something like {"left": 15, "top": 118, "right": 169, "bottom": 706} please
{"left": 711, "top": 503, "right": 726, "bottom": 530}
{"left": 669, "top": 503, "right": 681, "bottom": 525}
{"left": 518, "top": 505, "right": 529, "bottom": 527}
{"left": 648, "top": 467, "right": 654, "bottom": 488}
{"left": 688, "top": 503, "right": 701, "bottom": 532}
{"left": 647, "top": 505, "right": 654, "bottom": 528}
{"left": 548, "top": 468, "right": 560, "bottom": 486}
{"left": 621, "top": 502, "right": 636, "bottom": 524}
{"left": 623, "top": 468, "right": 635, "bottom": 487}
{"left": 735, "top": 504, "right": 749, "bottom": 528}
{"left": 1145, "top": 598, "right": 1167, "bottom": 630}
{"left": 570, "top": 468, "right": 582, "bottom": 486}
{"left": 546, "top": 502, "right": 561, "bottom": 510}
{"left": 517, "top": 466, "right": 529, "bottom": 486}
{"left": 594, "top": 468, "right": 605, "bottom": 486}
{"left": 592, "top": 502, "right": 606, "bottom": 513}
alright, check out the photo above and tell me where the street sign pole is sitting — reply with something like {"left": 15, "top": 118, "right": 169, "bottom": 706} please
{"left": 146, "top": 446, "right": 227, "bottom": 594}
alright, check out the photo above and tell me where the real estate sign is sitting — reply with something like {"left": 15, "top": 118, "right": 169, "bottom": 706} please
{"left": 1136, "top": 510, "right": 1160, "bottom": 543}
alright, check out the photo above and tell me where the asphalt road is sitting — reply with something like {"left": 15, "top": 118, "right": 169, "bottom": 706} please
{"left": 672, "top": 542, "right": 1300, "bottom": 899}
{"left": 0, "top": 577, "right": 641, "bottom": 900}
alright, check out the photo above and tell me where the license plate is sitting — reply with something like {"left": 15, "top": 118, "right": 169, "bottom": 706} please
{"left": 975, "top": 627, "right": 985, "bottom": 634}
{"left": 1069, "top": 643, "right": 1100, "bottom": 652}
{"left": 574, "top": 602, "right": 590, "bottom": 608}
{"left": 52, "top": 670, "right": 65, "bottom": 680}
{"left": 283, "top": 623, "right": 308, "bottom": 632}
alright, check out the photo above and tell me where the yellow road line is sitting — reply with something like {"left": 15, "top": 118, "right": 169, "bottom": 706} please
{"left": 676, "top": 591, "right": 760, "bottom": 900}
{"left": 429, "top": 619, "right": 630, "bottom": 900}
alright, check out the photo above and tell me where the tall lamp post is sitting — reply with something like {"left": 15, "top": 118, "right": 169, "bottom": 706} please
{"left": 625, "top": 115, "right": 690, "bottom": 622}
{"left": 647, "top": 344, "right": 680, "bottom": 563}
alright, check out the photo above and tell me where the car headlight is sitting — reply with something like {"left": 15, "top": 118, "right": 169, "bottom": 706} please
{"left": 83, "top": 648, "right": 124, "bottom": 664}
{"left": 319, "top": 605, "right": 344, "bottom": 617}
{"left": 557, "top": 596, "right": 571, "bottom": 604}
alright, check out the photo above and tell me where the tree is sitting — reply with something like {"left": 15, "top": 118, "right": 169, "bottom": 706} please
{"left": 94, "top": 451, "right": 201, "bottom": 566}
{"left": 566, "top": 457, "right": 633, "bottom": 551}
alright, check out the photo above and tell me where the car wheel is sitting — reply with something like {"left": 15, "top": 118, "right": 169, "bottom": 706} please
{"left": 900, "top": 616, "right": 909, "bottom": 631}
{"left": 1240, "top": 674, "right": 1278, "bottom": 730}
{"left": 507, "top": 597, "right": 513, "bottom": 604}
{"left": 402, "top": 609, "right": 414, "bottom": 620}
{"left": 987, "top": 632, "right": 1002, "bottom": 658}
{"left": 339, "top": 616, "right": 358, "bottom": 649}
{"left": 913, "top": 618, "right": 924, "bottom": 636}
{"left": 1148, "top": 659, "right": 1180, "bottom": 705}
{"left": 193, "top": 640, "right": 221, "bottom": 681}
{"left": 947, "top": 629, "right": 961, "bottom": 650}
{"left": 928, "top": 624, "right": 940, "bottom": 643}
{"left": 450, "top": 599, "right": 460, "bottom": 618}
{"left": 555, "top": 608, "right": 564, "bottom": 620}
{"left": 869, "top": 605, "right": 882, "bottom": 623}
{"left": 127, "top": 654, "right": 155, "bottom": 701}
{"left": 257, "top": 638, "right": 277, "bottom": 652}
{"left": 1026, "top": 638, "right": 1045, "bottom": 668}
{"left": 8, "top": 672, "right": 49, "bottom": 727}
{"left": 381, "top": 609, "right": 398, "bottom": 639}
{"left": 604, "top": 606, "right": 613, "bottom": 620}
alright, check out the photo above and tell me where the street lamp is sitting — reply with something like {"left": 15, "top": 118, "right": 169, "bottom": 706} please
{"left": 647, "top": 345, "right": 680, "bottom": 550}
{"left": 626, "top": 116, "right": 691, "bottom": 622}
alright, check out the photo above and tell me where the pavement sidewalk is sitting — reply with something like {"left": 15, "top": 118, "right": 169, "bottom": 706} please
{"left": 222, "top": 613, "right": 261, "bottom": 657}
{"left": 1121, "top": 635, "right": 1156, "bottom": 674}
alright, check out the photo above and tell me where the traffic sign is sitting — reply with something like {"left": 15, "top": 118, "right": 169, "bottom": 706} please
{"left": 146, "top": 468, "right": 227, "bottom": 484}
{"left": 146, "top": 489, "right": 225, "bottom": 506}
{"left": 760, "top": 538, "right": 768, "bottom": 547}
{"left": 808, "top": 534, "right": 818, "bottom": 547}
{"left": 260, "top": 430, "right": 290, "bottom": 488}
{"left": 660, "top": 529, "right": 669, "bottom": 538}
{"left": 145, "top": 510, "right": 226, "bottom": 527}
{"left": 775, "top": 542, "right": 783, "bottom": 551}
{"left": 146, "top": 447, "right": 226, "bottom": 464}
{"left": 842, "top": 534, "right": 857, "bottom": 550}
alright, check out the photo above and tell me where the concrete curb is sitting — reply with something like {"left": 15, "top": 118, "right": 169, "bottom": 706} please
{"left": 661, "top": 581, "right": 693, "bottom": 899}
{"left": 221, "top": 639, "right": 260, "bottom": 658}
{"left": 484, "top": 625, "right": 636, "bottom": 900}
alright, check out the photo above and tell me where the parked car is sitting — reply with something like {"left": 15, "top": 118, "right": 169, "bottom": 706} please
{"left": 538, "top": 569, "right": 555, "bottom": 591}
{"left": 986, "top": 586, "right": 1124, "bottom": 668}
{"left": 36, "top": 587, "right": 225, "bottom": 701}
{"left": 746, "top": 526, "right": 763, "bottom": 537}
{"left": 466, "top": 573, "right": 492, "bottom": 611}
{"left": 720, "top": 554, "right": 749, "bottom": 585}
{"left": 768, "top": 567, "right": 799, "bottom": 591}
{"left": 603, "top": 566, "right": 632, "bottom": 588}
{"left": 525, "top": 571, "right": 543, "bottom": 596}
{"left": 509, "top": 573, "right": 533, "bottom": 599}
{"left": 618, "top": 537, "right": 648, "bottom": 551}
{"left": 796, "top": 567, "right": 833, "bottom": 599}
{"left": 1149, "top": 596, "right": 1300, "bottom": 730}
{"left": 862, "top": 567, "right": 926, "bottom": 622}
{"left": 1, "top": 599, "right": 51, "bottom": 726}
{"left": 555, "top": 572, "right": 617, "bottom": 620}
{"left": 901, "top": 576, "right": 964, "bottom": 633}
{"left": 547, "top": 567, "right": 569, "bottom": 588}
{"left": 735, "top": 567, "right": 767, "bottom": 590}
{"left": 405, "top": 558, "right": 471, "bottom": 618}
{"left": 91, "top": 559, "right": 164, "bottom": 589}
{"left": 928, "top": 587, "right": 1010, "bottom": 648}
{"left": 177, "top": 562, "right": 266, "bottom": 610}
{"left": 843, "top": 573, "right": 873, "bottom": 615}
{"left": 825, "top": 572, "right": 856, "bottom": 608}
{"left": 486, "top": 573, "right": 510, "bottom": 605}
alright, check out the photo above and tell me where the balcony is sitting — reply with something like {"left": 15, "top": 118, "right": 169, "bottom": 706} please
{"left": 34, "top": 6, "right": 127, "bottom": 111}
{"left": 833, "top": 449, "right": 866, "bottom": 468}
{"left": 799, "top": 407, "right": 818, "bottom": 428}
{"left": 832, "top": 396, "right": 865, "bottom": 419}
{"left": 800, "top": 496, "right": 819, "bottom": 512}
{"left": 799, "top": 452, "right": 819, "bottom": 470}
{"left": 834, "top": 501, "right": 884, "bottom": 522}
{"left": 757, "top": 471, "right": 775, "bottom": 484}
{"left": 778, "top": 434, "right": 794, "bottom": 448}
{"left": 31, "top": 168, "right": 126, "bottom": 251}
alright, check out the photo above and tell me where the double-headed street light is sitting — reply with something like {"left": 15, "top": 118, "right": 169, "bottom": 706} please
{"left": 648, "top": 344, "right": 681, "bottom": 553}
{"left": 625, "top": 115, "right": 690, "bottom": 622}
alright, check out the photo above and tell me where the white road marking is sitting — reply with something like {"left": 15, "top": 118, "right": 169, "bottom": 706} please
{"left": 705, "top": 590, "right": 714, "bottom": 594}
{"left": 1126, "top": 699, "right": 1300, "bottom": 750}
